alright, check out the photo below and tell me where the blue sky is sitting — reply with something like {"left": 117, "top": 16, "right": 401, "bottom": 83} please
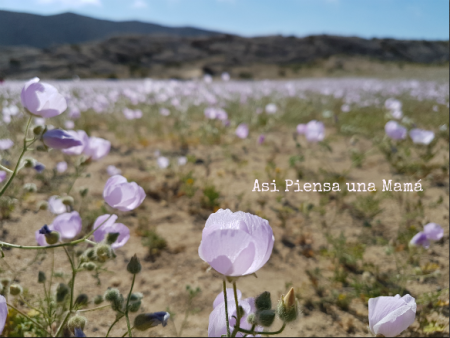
{"left": 0, "top": 0, "right": 448, "bottom": 40}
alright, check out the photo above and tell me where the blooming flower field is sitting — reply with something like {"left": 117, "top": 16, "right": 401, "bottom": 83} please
{"left": 0, "top": 76, "right": 448, "bottom": 337}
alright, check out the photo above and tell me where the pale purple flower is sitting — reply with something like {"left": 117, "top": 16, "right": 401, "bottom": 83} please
{"left": 204, "top": 74, "right": 213, "bottom": 83}
{"left": 341, "top": 104, "right": 350, "bottom": 113}
{"left": 409, "top": 129, "right": 435, "bottom": 145}
{"left": 123, "top": 108, "right": 142, "bottom": 120}
{"left": 92, "top": 214, "right": 130, "bottom": 249}
{"left": 178, "top": 156, "right": 187, "bottom": 166}
{"left": 159, "top": 108, "right": 170, "bottom": 116}
{"left": 391, "top": 109, "right": 403, "bottom": 119}
{"left": 107, "top": 165, "right": 122, "bottom": 176}
{"left": 198, "top": 209, "right": 274, "bottom": 277}
{"left": 409, "top": 232, "right": 430, "bottom": 248}
{"left": 209, "top": 289, "right": 260, "bottom": 337}
{"left": 48, "top": 196, "right": 66, "bottom": 214}
{"left": 56, "top": 161, "right": 67, "bottom": 173}
{"left": 305, "top": 120, "right": 325, "bottom": 142}
{"left": 20, "top": 77, "right": 67, "bottom": 118}
{"left": 385, "top": 121, "right": 407, "bottom": 140}
{"left": 0, "top": 139, "right": 13, "bottom": 150}
{"left": 42, "top": 129, "right": 83, "bottom": 149}
{"left": 84, "top": 137, "right": 110, "bottom": 161}
{"left": 368, "top": 294, "right": 416, "bottom": 337}
{"left": 258, "top": 134, "right": 265, "bottom": 145}
{"left": 221, "top": 72, "right": 230, "bottom": 81}
{"left": 235, "top": 124, "right": 249, "bottom": 139}
{"left": 0, "top": 295, "right": 7, "bottom": 335}
{"left": 157, "top": 156, "right": 170, "bottom": 169}
{"left": 64, "top": 120, "right": 75, "bottom": 129}
{"left": 52, "top": 211, "right": 82, "bottom": 240}
{"left": 265, "top": 103, "right": 277, "bottom": 114}
{"left": 296, "top": 124, "right": 307, "bottom": 135}
{"left": 62, "top": 130, "right": 89, "bottom": 156}
{"left": 103, "top": 175, "right": 146, "bottom": 212}
{"left": 0, "top": 171, "right": 6, "bottom": 183}
{"left": 423, "top": 223, "right": 444, "bottom": 241}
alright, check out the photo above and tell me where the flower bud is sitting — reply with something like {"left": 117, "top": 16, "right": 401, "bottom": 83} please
{"left": 56, "top": 283, "right": 70, "bottom": 303}
{"left": 67, "top": 315, "right": 87, "bottom": 334}
{"left": 0, "top": 278, "right": 11, "bottom": 297}
{"left": 33, "top": 125, "right": 45, "bottom": 136}
{"left": 37, "top": 201, "right": 48, "bottom": 211}
{"left": 256, "top": 309, "right": 276, "bottom": 327}
{"left": 127, "top": 254, "right": 142, "bottom": 275}
{"left": 128, "top": 300, "right": 142, "bottom": 313}
{"left": 61, "top": 196, "right": 74, "bottom": 207}
{"left": 10, "top": 284, "right": 23, "bottom": 296}
{"left": 79, "top": 187, "right": 89, "bottom": 198}
{"left": 23, "top": 157, "right": 37, "bottom": 168}
{"left": 247, "top": 313, "right": 256, "bottom": 325}
{"left": 38, "top": 271, "right": 46, "bottom": 283}
{"left": 23, "top": 183, "right": 37, "bottom": 193}
{"left": 81, "top": 262, "right": 96, "bottom": 271}
{"left": 39, "top": 225, "right": 60, "bottom": 245}
{"left": 255, "top": 291, "right": 272, "bottom": 311}
{"left": 36, "top": 145, "right": 49, "bottom": 152}
{"left": 105, "top": 232, "right": 120, "bottom": 245}
{"left": 93, "top": 295, "right": 104, "bottom": 305}
{"left": 276, "top": 287, "right": 299, "bottom": 323}
{"left": 130, "top": 292, "right": 144, "bottom": 302}
{"left": 104, "top": 288, "right": 124, "bottom": 312}
{"left": 95, "top": 244, "right": 112, "bottom": 262}
{"left": 134, "top": 312, "right": 170, "bottom": 331}
{"left": 74, "top": 294, "right": 89, "bottom": 307}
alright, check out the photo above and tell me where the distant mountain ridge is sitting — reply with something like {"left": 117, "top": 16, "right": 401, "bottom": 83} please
{"left": 0, "top": 10, "right": 222, "bottom": 48}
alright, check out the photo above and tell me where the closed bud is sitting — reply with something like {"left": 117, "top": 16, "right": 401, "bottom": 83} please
{"left": 45, "top": 231, "right": 60, "bottom": 245}
{"left": 33, "top": 125, "right": 45, "bottom": 136}
{"left": 247, "top": 313, "right": 256, "bottom": 325}
{"left": 36, "top": 145, "right": 49, "bottom": 152}
{"left": 127, "top": 254, "right": 142, "bottom": 275}
{"left": 74, "top": 294, "right": 89, "bottom": 307}
{"left": 67, "top": 315, "right": 87, "bottom": 334}
{"left": 276, "top": 288, "right": 299, "bottom": 323}
{"left": 104, "top": 288, "right": 124, "bottom": 312}
{"left": 134, "top": 312, "right": 170, "bottom": 331}
{"left": 95, "top": 244, "right": 112, "bottom": 263}
{"left": 81, "top": 262, "right": 96, "bottom": 271}
{"left": 23, "top": 183, "right": 37, "bottom": 193}
{"left": 23, "top": 157, "right": 37, "bottom": 168}
{"left": 255, "top": 291, "right": 272, "bottom": 311}
{"left": 105, "top": 232, "right": 120, "bottom": 245}
{"left": 0, "top": 279, "right": 10, "bottom": 297}
{"left": 94, "top": 295, "right": 104, "bottom": 305}
{"left": 128, "top": 300, "right": 142, "bottom": 313}
{"left": 256, "top": 309, "right": 276, "bottom": 327}
{"left": 79, "top": 187, "right": 89, "bottom": 198}
{"left": 38, "top": 271, "right": 46, "bottom": 283}
{"left": 130, "top": 292, "right": 144, "bottom": 302}
{"left": 61, "top": 196, "right": 74, "bottom": 207}
{"left": 56, "top": 283, "right": 70, "bottom": 303}
{"left": 10, "top": 284, "right": 23, "bottom": 296}
{"left": 37, "top": 201, "right": 48, "bottom": 211}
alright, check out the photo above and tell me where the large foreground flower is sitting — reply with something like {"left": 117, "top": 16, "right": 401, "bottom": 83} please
{"left": 209, "top": 289, "right": 259, "bottom": 337}
{"left": 92, "top": 214, "right": 130, "bottom": 249}
{"left": 0, "top": 295, "right": 7, "bottom": 335}
{"left": 198, "top": 209, "right": 274, "bottom": 277}
{"left": 368, "top": 294, "right": 416, "bottom": 337}
{"left": 103, "top": 175, "right": 146, "bottom": 212}
{"left": 21, "top": 77, "right": 67, "bottom": 118}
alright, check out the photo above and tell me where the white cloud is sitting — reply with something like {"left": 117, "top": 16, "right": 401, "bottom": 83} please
{"left": 132, "top": 0, "right": 147, "bottom": 8}
{"left": 37, "top": 0, "right": 101, "bottom": 7}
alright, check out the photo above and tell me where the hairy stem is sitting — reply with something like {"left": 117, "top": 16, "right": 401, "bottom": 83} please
{"left": 106, "top": 314, "right": 124, "bottom": 337}
{"left": 223, "top": 280, "right": 231, "bottom": 337}
{"left": 124, "top": 274, "right": 136, "bottom": 337}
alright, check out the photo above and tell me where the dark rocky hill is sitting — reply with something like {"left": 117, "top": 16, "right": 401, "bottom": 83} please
{"left": 0, "top": 10, "right": 221, "bottom": 48}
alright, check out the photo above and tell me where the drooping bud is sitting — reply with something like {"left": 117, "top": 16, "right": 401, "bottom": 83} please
{"left": 61, "top": 196, "right": 74, "bottom": 207}
{"left": 95, "top": 244, "right": 112, "bottom": 262}
{"left": 127, "top": 254, "right": 142, "bottom": 275}
{"left": 247, "top": 313, "right": 257, "bottom": 325}
{"left": 56, "top": 283, "right": 70, "bottom": 303}
{"left": 256, "top": 309, "right": 276, "bottom": 327}
{"left": 33, "top": 125, "right": 45, "bottom": 136}
{"left": 81, "top": 262, "right": 96, "bottom": 271}
{"left": 104, "top": 288, "right": 124, "bottom": 312}
{"left": 134, "top": 312, "right": 170, "bottom": 331}
{"left": 38, "top": 271, "right": 46, "bottom": 283}
{"left": 37, "top": 201, "right": 48, "bottom": 211}
{"left": 67, "top": 315, "right": 87, "bottom": 334}
{"left": 23, "top": 157, "right": 37, "bottom": 168}
{"left": 105, "top": 232, "right": 120, "bottom": 245}
{"left": 10, "top": 284, "right": 23, "bottom": 296}
{"left": 93, "top": 295, "right": 104, "bottom": 305}
{"left": 23, "top": 183, "right": 38, "bottom": 193}
{"left": 128, "top": 300, "right": 142, "bottom": 313}
{"left": 74, "top": 294, "right": 89, "bottom": 307}
{"left": 255, "top": 291, "right": 272, "bottom": 311}
{"left": 0, "top": 278, "right": 11, "bottom": 297}
{"left": 276, "top": 287, "right": 299, "bottom": 323}
{"left": 129, "top": 292, "right": 144, "bottom": 302}
{"left": 79, "top": 187, "right": 89, "bottom": 198}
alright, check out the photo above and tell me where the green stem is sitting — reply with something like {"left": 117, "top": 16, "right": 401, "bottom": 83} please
{"left": 54, "top": 311, "right": 71, "bottom": 337}
{"left": 7, "top": 302, "right": 51, "bottom": 335}
{"left": 223, "top": 280, "right": 231, "bottom": 337}
{"left": 230, "top": 282, "right": 241, "bottom": 338}
{"left": 0, "top": 164, "right": 13, "bottom": 174}
{"left": 0, "top": 116, "right": 32, "bottom": 197}
{"left": 63, "top": 247, "right": 76, "bottom": 312}
{"left": 106, "top": 315, "right": 124, "bottom": 337}
{"left": 236, "top": 323, "right": 286, "bottom": 336}
{"left": 77, "top": 304, "right": 111, "bottom": 313}
{"left": 124, "top": 274, "right": 136, "bottom": 337}
{"left": 122, "top": 327, "right": 134, "bottom": 337}
{"left": 0, "top": 215, "right": 112, "bottom": 250}
{"left": 67, "top": 166, "right": 80, "bottom": 194}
